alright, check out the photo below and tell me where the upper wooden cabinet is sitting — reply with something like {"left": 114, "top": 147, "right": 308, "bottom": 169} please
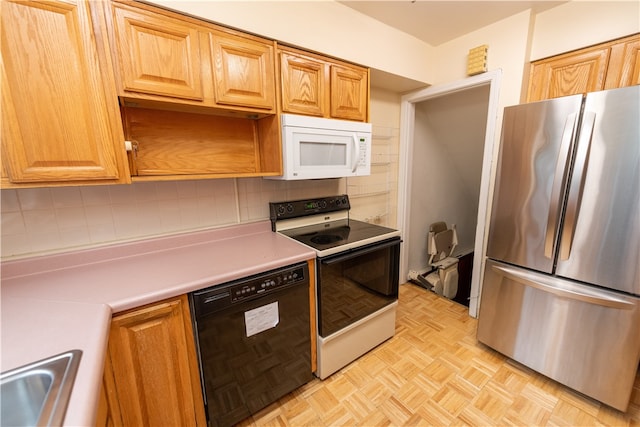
{"left": 101, "top": 295, "right": 206, "bottom": 427}
{"left": 527, "top": 47, "right": 609, "bottom": 102}
{"left": 210, "top": 30, "right": 276, "bottom": 111}
{"left": 279, "top": 46, "right": 369, "bottom": 122}
{"left": 1, "top": 0, "right": 130, "bottom": 187}
{"left": 107, "top": 1, "right": 277, "bottom": 114}
{"left": 604, "top": 35, "right": 640, "bottom": 89}
{"left": 330, "top": 64, "right": 369, "bottom": 121}
{"left": 280, "top": 51, "right": 328, "bottom": 117}
{"left": 528, "top": 34, "right": 640, "bottom": 102}
{"left": 111, "top": 2, "right": 204, "bottom": 101}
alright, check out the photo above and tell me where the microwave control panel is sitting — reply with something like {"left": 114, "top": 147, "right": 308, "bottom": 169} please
{"left": 358, "top": 137, "right": 368, "bottom": 167}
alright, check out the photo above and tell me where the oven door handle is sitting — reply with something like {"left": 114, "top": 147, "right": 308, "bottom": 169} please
{"left": 320, "top": 238, "right": 401, "bottom": 265}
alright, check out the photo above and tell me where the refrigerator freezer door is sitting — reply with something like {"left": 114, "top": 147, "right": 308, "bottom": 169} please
{"left": 477, "top": 259, "right": 640, "bottom": 411}
{"left": 486, "top": 95, "right": 583, "bottom": 273}
{"left": 556, "top": 85, "right": 640, "bottom": 295}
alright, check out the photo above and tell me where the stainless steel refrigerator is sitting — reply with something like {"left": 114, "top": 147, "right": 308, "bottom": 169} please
{"left": 477, "top": 85, "right": 640, "bottom": 411}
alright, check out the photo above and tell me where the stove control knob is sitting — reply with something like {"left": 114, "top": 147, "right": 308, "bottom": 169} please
{"left": 277, "top": 205, "right": 286, "bottom": 215}
{"left": 286, "top": 204, "right": 294, "bottom": 213}
{"left": 320, "top": 201, "right": 327, "bottom": 209}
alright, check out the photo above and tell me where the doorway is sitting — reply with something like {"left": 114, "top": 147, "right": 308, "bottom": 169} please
{"left": 397, "top": 70, "right": 502, "bottom": 317}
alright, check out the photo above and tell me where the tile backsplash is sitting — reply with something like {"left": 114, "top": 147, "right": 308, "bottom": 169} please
{"left": 1, "top": 178, "right": 344, "bottom": 260}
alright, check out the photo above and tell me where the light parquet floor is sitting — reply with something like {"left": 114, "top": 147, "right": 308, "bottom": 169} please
{"left": 239, "top": 283, "right": 640, "bottom": 426}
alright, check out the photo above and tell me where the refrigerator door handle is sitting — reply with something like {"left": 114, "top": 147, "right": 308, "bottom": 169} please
{"left": 559, "top": 111, "right": 596, "bottom": 260}
{"left": 492, "top": 263, "right": 635, "bottom": 309}
{"left": 544, "top": 113, "right": 578, "bottom": 259}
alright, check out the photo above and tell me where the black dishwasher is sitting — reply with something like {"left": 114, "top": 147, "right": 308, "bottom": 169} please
{"left": 189, "top": 262, "right": 312, "bottom": 427}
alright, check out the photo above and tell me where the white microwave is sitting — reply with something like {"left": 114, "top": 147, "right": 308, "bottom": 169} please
{"left": 267, "top": 114, "right": 372, "bottom": 180}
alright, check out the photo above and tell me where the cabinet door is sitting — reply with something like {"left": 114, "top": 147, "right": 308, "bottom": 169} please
{"left": 330, "top": 64, "right": 368, "bottom": 121}
{"left": 210, "top": 31, "right": 276, "bottom": 111}
{"left": 527, "top": 47, "right": 609, "bottom": 102}
{"left": 111, "top": 3, "right": 203, "bottom": 100}
{"left": 280, "top": 51, "right": 327, "bottom": 117}
{"left": 605, "top": 35, "right": 640, "bottom": 89}
{"left": 96, "top": 356, "right": 122, "bottom": 427}
{"left": 107, "top": 295, "right": 206, "bottom": 426}
{"left": 1, "top": 0, "right": 128, "bottom": 185}
{"left": 95, "top": 382, "right": 111, "bottom": 427}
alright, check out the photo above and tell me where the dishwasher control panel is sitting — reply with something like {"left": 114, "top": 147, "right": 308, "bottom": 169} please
{"left": 230, "top": 266, "right": 305, "bottom": 302}
{"left": 190, "top": 262, "right": 309, "bottom": 317}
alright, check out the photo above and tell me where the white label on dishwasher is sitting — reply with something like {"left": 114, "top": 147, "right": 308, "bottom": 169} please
{"left": 244, "top": 301, "right": 279, "bottom": 337}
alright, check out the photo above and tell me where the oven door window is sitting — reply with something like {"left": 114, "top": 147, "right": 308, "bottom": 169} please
{"left": 317, "top": 238, "right": 400, "bottom": 337}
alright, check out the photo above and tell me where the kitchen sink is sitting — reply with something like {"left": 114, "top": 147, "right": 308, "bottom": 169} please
{"left": 1, "top": 350, "right": 82, "bottom": 427}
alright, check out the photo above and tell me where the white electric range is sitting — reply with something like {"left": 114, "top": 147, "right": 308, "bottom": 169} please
{"left": 270, "top": 195, "right": 401, "bottom": 379}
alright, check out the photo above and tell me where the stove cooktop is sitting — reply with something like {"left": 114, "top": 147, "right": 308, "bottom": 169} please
{"left": 270, "top": 195, "right": 401, "bottom": 256}
{"left": 280, "top": 218, "right": 398, "bottom": 253}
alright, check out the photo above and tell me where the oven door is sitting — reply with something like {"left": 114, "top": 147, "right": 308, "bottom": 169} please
{"left": 317, "top": 237, "right": 400, "bottom": 337}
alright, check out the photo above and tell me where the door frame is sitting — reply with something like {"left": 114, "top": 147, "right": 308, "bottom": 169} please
{"left": 397, "top": 69, "right": 502, "bottom": 317}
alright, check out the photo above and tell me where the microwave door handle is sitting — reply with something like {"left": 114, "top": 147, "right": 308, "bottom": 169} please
{"left": 352, "top": 135, "right": 360, "bottom": 172}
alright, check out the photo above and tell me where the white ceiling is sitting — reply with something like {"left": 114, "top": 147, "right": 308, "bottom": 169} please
{"left": 338, "top": 1, "right": 565, "bottom": 46}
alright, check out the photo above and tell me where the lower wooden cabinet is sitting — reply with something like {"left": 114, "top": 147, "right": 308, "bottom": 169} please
{"left": 96, "top": 357, "right": 120, "bottom": 427}
{"left": 98, "top": 295, "right": 206, "bottom": 426}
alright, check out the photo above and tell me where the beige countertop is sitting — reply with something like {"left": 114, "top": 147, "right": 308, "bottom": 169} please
{"left": 1, "top": 220, "right": 315, "bottom": 426}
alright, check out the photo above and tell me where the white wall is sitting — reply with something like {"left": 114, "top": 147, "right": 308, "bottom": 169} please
{"left": 431, "top": 9, "right": 533, "bottom": 112}
{"left": 407, "top": 85, "right": 489, "bottom": 273}
{"left": 348, "top": 88, "right": 401, "bottom": 226}
{"left": 149, "top": 0, "right": 436, "bottom": 85}
{"left": 530, "top": 1, "right": 640, "bottom": 60}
